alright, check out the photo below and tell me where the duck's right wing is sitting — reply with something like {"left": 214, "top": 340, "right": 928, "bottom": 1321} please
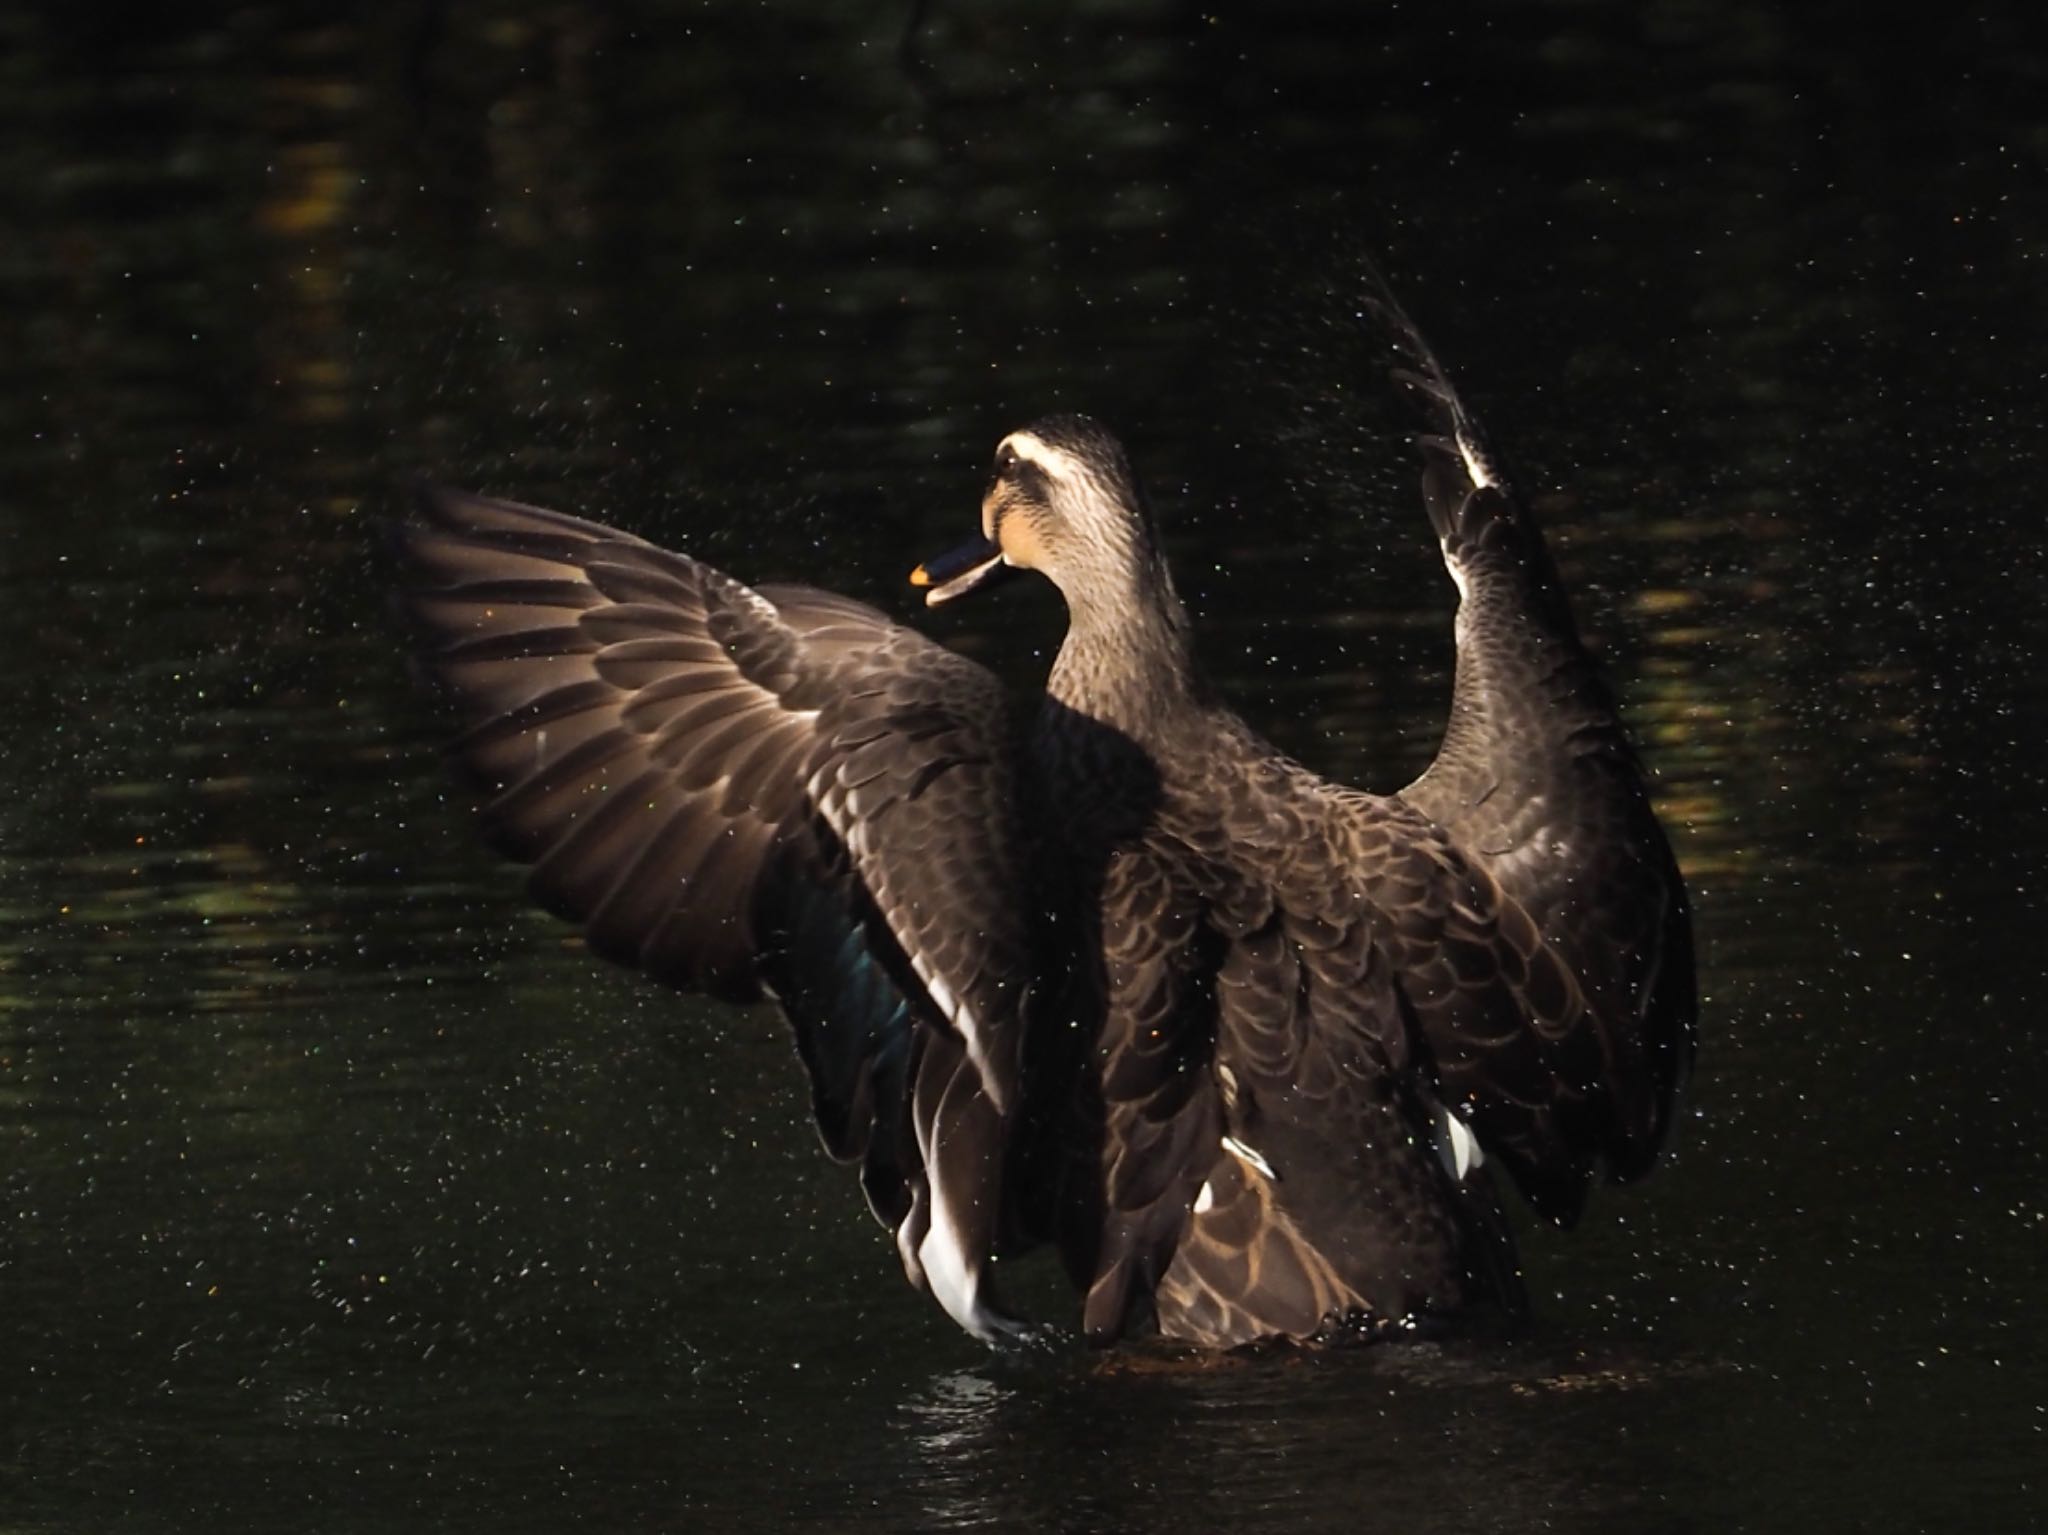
{"left": 391, "top": 486, "right": 1037, "bottom": 1342}
{"left": 1362, "top": 271, "right": 1697, "bottom": 1194}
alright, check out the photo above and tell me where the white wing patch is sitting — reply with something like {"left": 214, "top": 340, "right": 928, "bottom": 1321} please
{"left": 1457, "top": 431, "right": 1496, "bottom": 490}
{"left": 911, "top": 957, "right": 960, "bottom": 1027}
{"left": 1446, "top": 549, "right": 1472, "bottom": 604}
{"left": 895, "top": 1205, "right": 926, "bottom": 1287}
{"left": 911, "top": 1116, "right": 1014, "bottom": 1344}
{"left": 1433, "top": 1102, "right": 1486, "bottom": 1181}
{"left": 917, "top": 1191, "right": 984, "bottom": 1337}
{"left": 1221, "top": 1135, "right": 1276, "bottom": 1181}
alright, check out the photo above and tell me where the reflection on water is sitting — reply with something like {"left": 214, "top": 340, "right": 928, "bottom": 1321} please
{"left": 4, "top": 3, "right": 2044, "bottom": 1531}
{"left": 888, "top": 1343, "right": 1735, "bottom": 1535}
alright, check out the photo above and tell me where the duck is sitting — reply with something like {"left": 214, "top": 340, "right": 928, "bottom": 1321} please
{"left": 390, "top": 273, "right": 1695, "bottom": 1349}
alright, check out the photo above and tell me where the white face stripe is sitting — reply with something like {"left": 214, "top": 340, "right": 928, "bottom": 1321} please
{"left": 999, "top": 431, "right": 1128, "bottom": 514}
{"left": 998, "top": 430, "right": 1089, "bottom": 485}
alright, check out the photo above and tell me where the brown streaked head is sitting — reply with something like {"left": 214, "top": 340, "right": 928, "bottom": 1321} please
{"left": 913, "top": 414, "right": 1154, "bottom": 609}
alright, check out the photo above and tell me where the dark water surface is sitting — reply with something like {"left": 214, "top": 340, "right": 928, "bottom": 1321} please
{"left": 4, "top": 4, "right": 2044, "bottom": 1530}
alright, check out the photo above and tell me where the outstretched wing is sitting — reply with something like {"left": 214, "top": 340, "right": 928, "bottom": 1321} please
{"left": 1361, "top": 268, "right": 1697, "bottom": 1197}
{"left": 391, "top": 485, "right": 1036, "bottom": 1340}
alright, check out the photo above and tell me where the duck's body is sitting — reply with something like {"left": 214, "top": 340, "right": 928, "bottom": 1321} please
{"left": 393, "top": 275, "right": 1694, "bottom": 1349}
{"left": 1038, "top": 704, "right": 1533, "bottom": 1346}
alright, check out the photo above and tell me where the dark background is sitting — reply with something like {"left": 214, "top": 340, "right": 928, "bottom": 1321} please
{"left": 3, "top": 3, "right": 2043, "bottom": 1530}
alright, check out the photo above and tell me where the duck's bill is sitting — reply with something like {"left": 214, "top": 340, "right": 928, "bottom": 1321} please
{"left": 910, "top": 534, "right": 1012, "bottom": 607}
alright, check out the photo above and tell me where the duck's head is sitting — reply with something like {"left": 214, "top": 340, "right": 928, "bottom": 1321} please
{"left": 912, "top": 414, "right": 1157, "bottom": 609}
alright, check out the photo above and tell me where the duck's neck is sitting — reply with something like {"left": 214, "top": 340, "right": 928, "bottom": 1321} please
{"left": 1046, "top": 553, "right": 1204, "bottom": 741}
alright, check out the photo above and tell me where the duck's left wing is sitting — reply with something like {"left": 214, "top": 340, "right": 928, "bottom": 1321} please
{"left": 1360, "top": 269, "right": 1696, "bottom": 1192}
{"left": 391, "top": 486, "right": 1036, "bottom": 1342}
